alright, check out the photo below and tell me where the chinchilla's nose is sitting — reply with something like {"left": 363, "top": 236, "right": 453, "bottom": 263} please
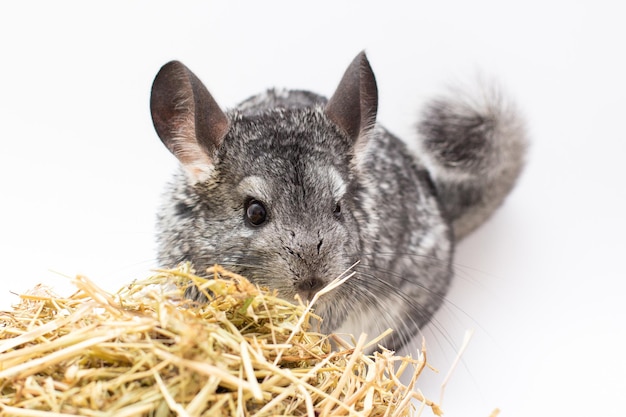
{"left": 296, "top": 277, "right": 326, "bottom": 302}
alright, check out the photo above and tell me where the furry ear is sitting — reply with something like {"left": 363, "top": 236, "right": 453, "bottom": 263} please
{"left": 325, "top": 52, "right": 378, "bottom": 145}
{"left": 150, "top": 61, "right": 229, "bottom": 180}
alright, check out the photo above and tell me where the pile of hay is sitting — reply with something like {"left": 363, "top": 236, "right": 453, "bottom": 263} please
{"left": 0, "top": 264, "right": 441, "bottom": 416}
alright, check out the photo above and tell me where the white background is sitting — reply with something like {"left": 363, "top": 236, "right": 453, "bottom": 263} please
{"left": 1, "top": 1, "right": 625, "bottom": 416}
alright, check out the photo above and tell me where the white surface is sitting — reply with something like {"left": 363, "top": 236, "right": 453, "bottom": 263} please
{"left": 1, "top": 1, "right": 624, "bottom": 416}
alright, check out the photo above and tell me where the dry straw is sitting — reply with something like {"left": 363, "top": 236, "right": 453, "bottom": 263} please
{"left": 0, "top": 264, "right": 442, "bottom": 416}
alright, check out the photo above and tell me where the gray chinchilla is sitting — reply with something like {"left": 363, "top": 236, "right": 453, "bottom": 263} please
{"left": 150, "top": 52, "right": 526, "bottom": 351}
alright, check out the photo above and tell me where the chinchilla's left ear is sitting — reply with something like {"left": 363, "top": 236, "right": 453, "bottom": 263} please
{"left": 325, "top": 51, "right": 378, "bottom": 153}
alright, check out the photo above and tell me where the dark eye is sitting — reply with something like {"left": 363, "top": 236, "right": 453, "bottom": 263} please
{"left": 245, "top": 199, "right": 267, "bottom": 226}
{"left": 333, "top": 201, "right": 342, "bottom": 219}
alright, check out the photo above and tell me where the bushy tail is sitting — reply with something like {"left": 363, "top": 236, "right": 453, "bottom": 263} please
{"left": 416, "top": 84, "right": 528, "bottom": 241}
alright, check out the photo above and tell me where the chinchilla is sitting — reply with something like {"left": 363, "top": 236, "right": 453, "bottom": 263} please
{"left": 149, "top": 52, "right": 526, "bottom": 351}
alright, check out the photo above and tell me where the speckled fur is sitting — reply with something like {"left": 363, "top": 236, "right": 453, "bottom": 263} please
{"left": 152, "top": 54, "right": 526, "bottom": 351}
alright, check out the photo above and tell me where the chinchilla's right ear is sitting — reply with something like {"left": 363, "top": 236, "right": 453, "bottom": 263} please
{"left": 150, "top": 61, "right": 229, "bottom": 181}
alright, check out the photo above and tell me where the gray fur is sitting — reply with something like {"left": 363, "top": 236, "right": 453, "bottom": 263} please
{"left": 150, "top": 53, "right": 527, "bottom": 351}
{"left": 416, "top": 85, "right": 527, "bottom": 240}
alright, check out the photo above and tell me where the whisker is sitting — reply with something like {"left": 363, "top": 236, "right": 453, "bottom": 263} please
{"left": 354, "top": 268, "right": 462, "bottom": 353}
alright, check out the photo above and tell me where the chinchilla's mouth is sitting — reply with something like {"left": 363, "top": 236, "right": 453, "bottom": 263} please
{"left": 295, "top": 276, "right": 327, "bottom": 303}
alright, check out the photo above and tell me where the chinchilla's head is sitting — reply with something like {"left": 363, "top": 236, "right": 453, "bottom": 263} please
{"left": 150, "top": 53, "right": 380, "bottom": 331}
